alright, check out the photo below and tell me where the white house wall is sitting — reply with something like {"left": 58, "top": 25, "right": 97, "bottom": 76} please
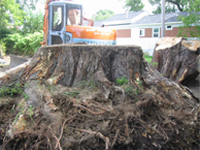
{"left": 109, "top": 22, "right": 185, "bottom": 56}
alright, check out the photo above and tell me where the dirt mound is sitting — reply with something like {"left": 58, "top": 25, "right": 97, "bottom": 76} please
{"left": 0, "top": 45, "right": 199, "bottom": 150}
{"left": 1, "top": 81, "right": 199, "bottom": 150}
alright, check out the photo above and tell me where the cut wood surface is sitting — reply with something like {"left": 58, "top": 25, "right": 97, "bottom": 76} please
{"left": 0, "top": 44, "right": 199, "bottom": 150}
{"left": 152, "top": 37, "right": 200, "bottom": 85}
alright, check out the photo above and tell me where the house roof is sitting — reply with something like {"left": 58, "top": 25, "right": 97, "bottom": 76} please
{"left": 133, "top": 12, "right": 189, "bottom": 25}
{"left": 94, "top": 20, "right": 104, "bottom": 27}
{"left": 103, "top": 11, "right": 145, "bottom": 22}
{"left": 93, "top": 11, "right": 145, "bottom": 26}
{"left": 93, "top": 11, "right": 199, "bottom": 27}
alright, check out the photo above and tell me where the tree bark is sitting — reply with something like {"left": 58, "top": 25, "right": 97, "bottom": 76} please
{"left": 152, "top": 37, "right": 200, "bottom": 85}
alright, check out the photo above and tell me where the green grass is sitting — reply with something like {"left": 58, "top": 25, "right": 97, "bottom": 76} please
{"left": 0, "top": 64, "right": 8, "bottom": 67}
{"left": 144, "top": 55, "right": 153, "bottom": 63}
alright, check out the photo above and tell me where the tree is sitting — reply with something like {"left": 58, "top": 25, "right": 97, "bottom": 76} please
{"left": 178, "top": 0, "right": 200, "bottom": 37}
{"left": 149, "top": 0, "right": 185, "bottom": 13}
{"left": 0, "top": 0, "right": 44, "bottom": 55}
{"left": 16, "top": 0, "right": 39, "bottom": 11}
{"left": 152, "top": 37, "right": 200, "bottom": 85}
{"left": 22, "top": 11, "right": 44, "bottom": 34}
{"left": 124, "top": 0, "right": 144, "bottom": 12}
{"left": 92, "top": 9, "right": 115, "bottom": 21}
{"left": 123, "top": 0, "right": 185, "bottom": 14}
{"left": 0, "top": 0, "right": 24, "bottom": 37}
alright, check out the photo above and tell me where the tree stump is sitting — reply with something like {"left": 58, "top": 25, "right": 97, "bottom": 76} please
{"left": 0, "top": 44, "right": 199, "bottom": 150}
{"left": 152, "top": 37, "right": 200, "bottom": 85}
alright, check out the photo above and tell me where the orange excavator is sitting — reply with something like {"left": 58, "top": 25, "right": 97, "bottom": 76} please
{"left": 41, "top": 0, "right": 117, "bottom": 46}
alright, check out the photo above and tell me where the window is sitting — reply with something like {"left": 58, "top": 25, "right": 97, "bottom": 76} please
{"left": 153, "top": 28, "right": 160, "bottom": 37}
{"left": 166, "top": 25, "right": 173, "bottom": 30}
{"left": 52, "top": 6, "right": 63, "bottom": 31}
{"left": 67, "top": 5, "right": 82, "bottom": 26}
{"left": 139, "top": 29, "right": 145, "bottom": 36}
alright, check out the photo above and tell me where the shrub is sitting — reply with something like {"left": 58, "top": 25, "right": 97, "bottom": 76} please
{"left": 0, "top": 40, "right": 6, "bottom": 58}
{"left": 6, "top": 31, "right": 43, "bottom": 56}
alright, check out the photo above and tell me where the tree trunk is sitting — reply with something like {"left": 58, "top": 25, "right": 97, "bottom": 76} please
{"left": 0, "top": 44, "right": 199, "bottom": 150}
{"left": 152, "top": 37, "right": 200, "bottom": 85}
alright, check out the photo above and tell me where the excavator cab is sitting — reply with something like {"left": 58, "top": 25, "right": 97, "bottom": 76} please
{"left": 48, "top": 1, "right": 82, "bottom": 45}
{"left": 42, "top": 1, "right": 116, "bottom": 46}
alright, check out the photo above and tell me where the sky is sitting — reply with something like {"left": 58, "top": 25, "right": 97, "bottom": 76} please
{"left": 38, "top": 0, "right": 153, "bottom": 18}
{"left": 75, "top": 0, "right": 154, "bottom": 18}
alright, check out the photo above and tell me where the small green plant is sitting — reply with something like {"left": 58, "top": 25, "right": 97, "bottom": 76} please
{"left": 134, "top": 88, "right": 140, "bottom": 96}
{"left": 125, "top": 86, "right": 134, "bottom": 96}
{"left": 116, "top": 76, "right": 128, "bottom": 85}
{"left": 151, "top": 62, "right": 158, "bottom": 67}
{"left": 0, "top": 83, "right": 23, "bottom": 97}
{"left": 125, "top": 86, "right": 140, "bottom": 96}
{"left": 75, "top": 80, "right": 97, "bottom": 91}
{"left": 22, "top": 92, "right": 29, "bottom": 100}
{"left": 136, "top": 80, "right": 143, "bottom": 90}
{"left": 27, "top": 105, "right": 34, "bottom": 121}
{"left": 14, "top": 111, "right": 24, "bottom": 123}
{"left": 65, "top": 90, "right": 80, "bottom": 98}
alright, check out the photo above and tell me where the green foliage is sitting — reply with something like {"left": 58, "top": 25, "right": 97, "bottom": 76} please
{"left": 0, "top": 27, "right": 13, "bottom": 40}
{"left": 151, "top": 62, "right": 158, "bottom": 67}
{"left": 125, "top": 86, "right": 134, "bottom": 96}
{"left": 27, "top": 105, "right": 34, "bottom": 120}
{"left": 22, "top": 11, "right": 44, "bottom": 34}
{"left": 65, "top": 90, "right": 80, "bottom": 98}
{"left": 16, "top": 0, "right": 39, "bottom": 11}
{"left": 125, "top": 80, "right": 143, "bottom": 97}
{"left": 1, "top": 0, "right": 44, "bottom": 55}
{"left": 0, "top": 0, "right": 25, "bottom": 34}
{"left": 178, "top": 0, "right": 200, "bottom": 37}
{"left": 0, "top": 40, "right": 6, "bottom": 57}
{"left": 14, "top": 111, "right": 24, "bottom": 123}
{"left": 123, "top": 0, "right": 185, "bottom": 14}
{"left": 116, "top": 76, "right": 128, "bottom": 85}
{"left": 92, "top": 9, "right": 115, "bottom": 21}
{"left": 125, "top": 86, "right": 139, "bottom": 96}
{"left": 6, "top": 31, "right": 43, "bottom": 55}
{"left": 0, "top": 83, "right": 29, "bottom": 101}
{"left": 151, "top": 2, "right": 177, "bottom": 14}
{"left": 22, "top": 92, "right": 29, "bottom": 101}
{"left": 0, "top": 83, "right": 23, "bottom": 97}
{"left": 75, "top": 80, "right": 97, "bottom": 91}
{"left": 124, "top": 0, "right": 144, "bottom": 12}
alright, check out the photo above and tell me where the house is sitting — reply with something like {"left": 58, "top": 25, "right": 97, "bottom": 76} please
{"left": 94, "top": 11, "right": 198, "bottom": 55}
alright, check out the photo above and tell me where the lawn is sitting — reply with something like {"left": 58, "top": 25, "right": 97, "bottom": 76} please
{"left": 144, "top": 55, "right": 153, "bottom": 63}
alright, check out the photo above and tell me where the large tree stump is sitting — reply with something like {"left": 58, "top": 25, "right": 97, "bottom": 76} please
{"left": 152, "top": 37, "right": 200, "bottom": 85}
{"left": 0, "top": 44, "right": 199, "bottom": 150}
